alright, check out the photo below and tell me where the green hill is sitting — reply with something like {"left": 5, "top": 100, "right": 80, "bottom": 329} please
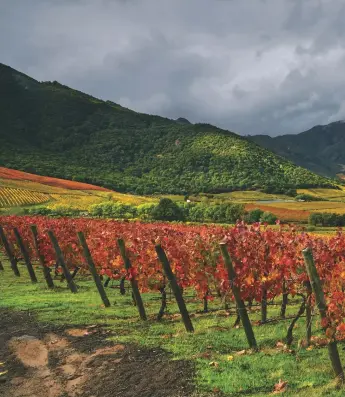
{"left": 249, "top": 121, "right": 345, "bottom": 179}
{"left": 0, "top": 63, "right": 335, "bottom": 195}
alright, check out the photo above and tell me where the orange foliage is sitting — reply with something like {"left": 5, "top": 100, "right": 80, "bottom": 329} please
{"left": 0, "top": 167, "right": 109, "bottom": 192}
{"left": 245, "top": 203, "right": 310, "bottom": 222}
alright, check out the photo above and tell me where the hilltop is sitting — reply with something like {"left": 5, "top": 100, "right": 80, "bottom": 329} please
{"left": 0, "top": 63, "right": 334, "bottom": 195}
{"left": 249, "top": 121, "right": 345, "bottom": 179}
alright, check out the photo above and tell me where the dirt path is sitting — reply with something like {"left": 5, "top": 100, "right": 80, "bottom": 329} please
{"left": 0, "top": 309, "right": 195, "bottom": 397}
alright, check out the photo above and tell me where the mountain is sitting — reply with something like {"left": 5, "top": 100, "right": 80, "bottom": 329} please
{"left": 249, "top": 121, "right": 345, "bottom": 179}
{"left": 175, "top": 117, "right": 192, "bottom": 125}
{"left": 0, "top": 63, "right": 335, "bottom": 195}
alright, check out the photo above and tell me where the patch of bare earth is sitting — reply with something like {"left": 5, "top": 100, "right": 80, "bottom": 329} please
{"left": 0, "top": 310, "right": 195, "bottom": 397}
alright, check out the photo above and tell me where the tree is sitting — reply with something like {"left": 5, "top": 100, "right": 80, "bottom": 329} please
{"left": 151, "top": 198, "right": 185, "bottom": 222}
{"left": 245, "top": 208, "right": 264, "bottom": 223}
{"left": 260, "top": 211, "right": 278, "bottom": 224}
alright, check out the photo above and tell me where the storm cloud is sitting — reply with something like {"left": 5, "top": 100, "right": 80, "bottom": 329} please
{"left": 1, "top": 0, "right": 345, "bottom": 135}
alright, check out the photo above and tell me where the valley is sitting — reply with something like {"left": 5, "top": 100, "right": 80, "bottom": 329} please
{"left": 2, "top": 166, "right": 345, "bottom": 229}
{"left": 1, "top": 64, "right": 345, "bottom": 397}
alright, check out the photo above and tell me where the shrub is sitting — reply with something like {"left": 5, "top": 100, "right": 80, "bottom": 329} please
{"left": 90, "top": 202, "right": 137, "bottom": 219}
{"left": 245, "top": 208, "right": 264, "bottom": 223}
{"left": 26, "top": 206, "right": 52, "bottom": 216}
{"left": 309, "top": 212, "right": 345, "bottom": 226}
{"left": 26, "top": 205, "right": 81, "bottom": 217}
{"left": 151, "top": 198, "right": 185, "bottom": 222}
{"left": 187, "top": 203, "right": 206, "bottom": 222}
{"left": 203, "top": 203, "right": 244, "bottom": 223}
{"left": 260, "top": 211, "right": 278, "bottom": 224}
{"left": 137, "top": 203, "right": 156, "bottom": 220}
{"left": 295, "top": 194, "right": 325, "bottom": 202}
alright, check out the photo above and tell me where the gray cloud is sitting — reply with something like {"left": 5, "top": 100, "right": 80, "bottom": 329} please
{"left": 1, "top": 0, "right": 345, "bottom": 135}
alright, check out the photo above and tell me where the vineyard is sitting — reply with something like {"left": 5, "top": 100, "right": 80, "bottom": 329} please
{"left": 0, "top": 187, "right": 50, "bottom": 207}
{"left": 0, "top": 167, "right": 109, "bottom": 191}
{"left": 3, "top": 216, "right": 345, "bottom": 394}
{"left": 0, "top": 167, "right": 156, "bottom": 212}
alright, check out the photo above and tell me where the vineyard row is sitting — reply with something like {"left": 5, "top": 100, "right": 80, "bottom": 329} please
{"left": 0, "top": 187, "right": 50, "bottom": 207}
{"left": 1, "top": 215, "right": 345, "bottom": 382}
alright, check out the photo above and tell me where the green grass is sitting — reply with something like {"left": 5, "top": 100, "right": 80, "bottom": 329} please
{"left": 1, "top": 257, "right": 345, "bottom": 396}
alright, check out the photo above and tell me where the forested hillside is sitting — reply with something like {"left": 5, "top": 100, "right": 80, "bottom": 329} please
{"left": 249, "top": 121, "right": 345, "bottom": 179}
{"left": 0, "top": 63, "right": 334, "bottom": 195}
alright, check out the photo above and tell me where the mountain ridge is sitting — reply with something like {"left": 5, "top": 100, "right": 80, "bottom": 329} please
{"left": 0, "top": 62, "right": 335, "bottom": 195}
{"left": 249, "top": 121, "right": 345, "bottom": 179}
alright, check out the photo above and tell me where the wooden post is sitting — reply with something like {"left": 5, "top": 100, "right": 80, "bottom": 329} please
{"left": 77, "top": 232, "right": 110, "bottom": 307}
{"left": 119, "top": 277, "right": 126, "bottom": 295}
{"left": 303, "top": 247, "right": 344, "bottom": 384}
{"left": 203, "top": 293, "right": 208, "bottom": 313}
{"left": 0, "top": 226, "right": 20, "bottom": 276}
{"left": 261, "top": 287, "right": 267, "bottom": 323}
{"left": 157, "top": 285, "right": 167, "bottom": 320}
{"left": 155, "top": 244, "right": 194, "bottom": 332}
{"left": 13, "top": 228, "right": 37, "bottom": 283}
{"left": 305, "top": 281, "right": 312, "bottom": 346}
{"left": 118, "top": 239, "right": 147, "bottom": 321}
{"left": 220, "top": 243, "right": 258, "bottom": 350}
{"left": 30, "top": 226, "right": 54, "bottom": 289}
{"left": 280, "top": 280, "right": 288, "bottom": 318}
{"left": 48, "top": 231, "right": 78, "bottom": 293}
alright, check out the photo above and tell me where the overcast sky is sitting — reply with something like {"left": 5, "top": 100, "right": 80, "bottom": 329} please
{"left": 1, "top": 0, "right": 345, "bottom": 136}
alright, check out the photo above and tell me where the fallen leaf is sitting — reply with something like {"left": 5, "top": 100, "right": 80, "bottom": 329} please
{"left": 273, "top": 379, "right": 288, "bottom": 394}
{"left": 236, "top": 350, "right": 246, "bottom": 356}
{"left": 227, "top": 355, "right": 234, "bottom": 361}
{"left": 306, "top": 346, "right": 313, "bottom": 351}
{"left": 209, "top": 361, "right": 219, "bottom": 367}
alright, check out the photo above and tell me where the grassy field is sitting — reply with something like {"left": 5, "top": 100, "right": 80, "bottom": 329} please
{"left": 1, "top": 258, "right": 345, "bottom": 396}
{"left": 297, "top": 188, "right": 345, "bottom": 200}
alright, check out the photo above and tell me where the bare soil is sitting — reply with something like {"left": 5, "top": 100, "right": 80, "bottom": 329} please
{"left": 0, "top": 309, "right": 195, "bottom": 397}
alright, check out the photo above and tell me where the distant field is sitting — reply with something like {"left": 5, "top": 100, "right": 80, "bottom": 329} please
{"left": 0, "top": 177, "right": 83, "bottom": 195}
{"left": 0, "top": 167, "right": 155, "bottom": 211}
{"left": 0, "top": 167, "right": 109, "bottom": 191}
{"left": 297, "top": 188, "right": 345, "bottom": 200}
{"left": 217, "top": 191, "right": 292, "bottom": 201}
{"left": 1, "top": 167, "right": 345, "bottom": 222}
{"left": 245, "top": 203, "right": 310, "bottom": 222}
{"left": 0, "top": 187, "right": 50, "bottom": 208}
{"left": 268, "top": 201, "right": 345, "bottom": 212}
{"left": 49, "top": 191, "right": 156, "bottom": 210}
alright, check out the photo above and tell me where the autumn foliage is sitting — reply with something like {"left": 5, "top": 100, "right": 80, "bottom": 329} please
{"left": 0, "top": 167, "right": 109, "bottom": 191}
{"left": 2, "top": 216, "right": 345, "bottom": 338}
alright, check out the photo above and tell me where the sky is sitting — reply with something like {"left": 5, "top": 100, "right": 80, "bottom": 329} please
{"left": 1, "top": 0, "right": 345, "bottom": 136}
